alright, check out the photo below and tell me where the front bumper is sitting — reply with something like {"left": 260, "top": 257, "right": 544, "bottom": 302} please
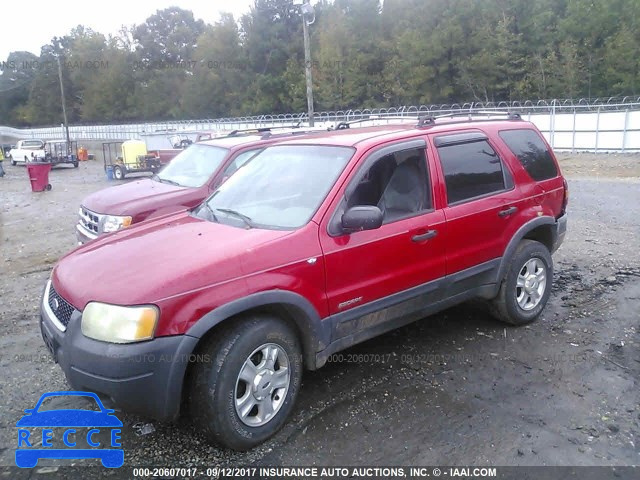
{"left": 553, "top": 213, "right": 568, "bottom": 252}
{"left": 39, "top": 286, "right": 199, "bottom": 421}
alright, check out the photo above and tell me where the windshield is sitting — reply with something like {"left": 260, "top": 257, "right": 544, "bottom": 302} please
{"left": 156, "top": 144, "right": 228, "bottom": 188}
{"left": 201, "top": 145, "right": 353, "bottom": 229}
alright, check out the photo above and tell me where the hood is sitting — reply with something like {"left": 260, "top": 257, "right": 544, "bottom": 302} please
{"left": 82, "top": 178, "right": 203, "bottom": 217}
{"left": 53, "top": 212, "right": 294, "bottom": 309}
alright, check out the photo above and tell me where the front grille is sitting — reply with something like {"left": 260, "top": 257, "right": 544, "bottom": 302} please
{"left": 48, "top": 285, "right": 75, "bottom": 328}
{"left": 78, "top": 206, "right": 102, "bottom": 236}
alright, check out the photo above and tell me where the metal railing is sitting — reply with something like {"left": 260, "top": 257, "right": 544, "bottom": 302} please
{"left": 2, "top": 97, "right": 640, "bottom": 152}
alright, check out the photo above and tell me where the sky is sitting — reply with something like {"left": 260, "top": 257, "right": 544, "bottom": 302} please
{"left": 1, "top": 0, "right": 255, "bottom": 61}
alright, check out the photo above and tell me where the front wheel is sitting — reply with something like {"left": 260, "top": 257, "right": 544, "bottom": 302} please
{"left": 9, "top": 155, "right": 16, "bottom": 166}
{"left": 490, "top": 240, "right": 553, "bottom": 325}
{"left": 189, "top": 315, "right": 302, "bottom": 450}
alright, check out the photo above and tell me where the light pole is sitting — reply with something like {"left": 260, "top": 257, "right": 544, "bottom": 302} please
{"left": 296, "top": 0, "right": 315, "bottom": 126}
{"left": 56, "top": 55, "right": 71, "bottom": 146}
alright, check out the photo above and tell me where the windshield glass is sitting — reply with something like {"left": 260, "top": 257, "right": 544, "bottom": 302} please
{"left": 201, "top": 145, "right": 353, "bottom": 229}
{"left": 156, "top": 144, "right": 227, "bottom": 188}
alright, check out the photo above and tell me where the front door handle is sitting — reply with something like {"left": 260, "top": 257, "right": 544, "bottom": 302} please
{"left": 412, "top": 230, "right": 438, "bottom": 242}
{"left": 498, "top": 206, "right": 518, "bottom": 217}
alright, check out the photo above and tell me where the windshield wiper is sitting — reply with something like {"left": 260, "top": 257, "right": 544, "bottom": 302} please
{"left": 215, "top": 208, "right": 255, "bottom": 229}
{"left": 199, "top": 202, "right": 218, "bottom": 222}
{"left": 154, "top": 175, "right": 182, "bottom": 186}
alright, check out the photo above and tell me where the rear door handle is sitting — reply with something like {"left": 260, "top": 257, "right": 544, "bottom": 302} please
{"left": 412, "top": 230, "right": 438, "bottom": 242}
{"left": 498, "top": 206, "right": 518, "bottom": 217}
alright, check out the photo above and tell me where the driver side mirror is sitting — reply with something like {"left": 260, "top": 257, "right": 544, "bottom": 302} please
{"left": 341, "top": 206, "right": 383, "bottom": 233}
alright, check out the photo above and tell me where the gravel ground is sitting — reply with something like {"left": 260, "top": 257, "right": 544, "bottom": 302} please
{"left": 0, "top": 153, "right": 638, "bottom": 476}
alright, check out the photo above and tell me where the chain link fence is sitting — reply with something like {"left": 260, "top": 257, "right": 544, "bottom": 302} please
{"left": 2, "top": 97, "right": 640, "bottom": 152}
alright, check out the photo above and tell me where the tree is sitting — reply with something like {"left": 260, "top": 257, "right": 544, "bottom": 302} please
{"left": 3, "top": 0, "right": 640, "bottom": 126}
{"left": 133, "top": 7, "right": 205, "bottom": 66}
{"left": 181, "top": 14, "right": 247, "bottom": 118}
{"left": 240, "top": 0, "right": 303, "bottom": 113}
{"left": 23, "top": 40, "right": 76, "bottom": 126}
{"left": 0, "top": 51, "right": 39, "bottom": 126}
{"left": 80, "top": 40, "right": 138, "bottom": 121}
{"left": 602, "top": 24, "right": 640, "bottom": 96}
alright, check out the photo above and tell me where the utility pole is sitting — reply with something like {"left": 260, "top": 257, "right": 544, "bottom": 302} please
{"left": 301, "top": 0, "right": 315, "bottom": 126}
{"left": 56, "top": 55, "right": 70, "bottom": 146}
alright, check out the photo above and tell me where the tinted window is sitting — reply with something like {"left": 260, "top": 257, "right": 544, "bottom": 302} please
{"left": 437, "top": 140, "right": 506, "bottom": 204}
{"left": 499, "top": 129, "right": 558, "bottom": 181}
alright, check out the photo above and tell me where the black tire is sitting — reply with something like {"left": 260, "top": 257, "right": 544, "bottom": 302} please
{"left": 113, "top": 165, "right": 125, "bottom": 180}
{"left": 189, "top": 315, "right": 302, "bottom": 450}
{"left": 490, "top": 240, "right": 553, "bottom": 325}
{"left": 9, "top": 155, "right": 16, "bottom": 166}
{"left": 73, "top": 161, "right": 79, "bottom": 168}
{"left": 45, "top": 184, "right": 52, "bottom": 191}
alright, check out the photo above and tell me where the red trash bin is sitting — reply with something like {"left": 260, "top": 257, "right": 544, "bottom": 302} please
{"left": 26, "top": 162, "right": 52, "bottom": 192}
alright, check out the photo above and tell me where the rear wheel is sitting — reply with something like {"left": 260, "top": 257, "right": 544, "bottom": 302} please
{"left": 490, "top": 240, "right": 553, "bottom": 325}
{"left": 113, "top": 165, "right": 125, "bottom": 180}
{"left": 189, "top": 315, "right": 302, "bottom": 450}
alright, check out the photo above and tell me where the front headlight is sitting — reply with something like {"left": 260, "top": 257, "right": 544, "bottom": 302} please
{"left": 81, "top": 302, "right": 158, "bottom": 343}
{"left": 99, "top": 215, "right": 132, "bottom": 233}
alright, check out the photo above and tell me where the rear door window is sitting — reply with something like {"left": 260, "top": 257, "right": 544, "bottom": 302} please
{"left": 499, "top": 128, "right": 558, "bottom": 181}
{"left": 436, "top": 139, "right": 508, "bottom": 205}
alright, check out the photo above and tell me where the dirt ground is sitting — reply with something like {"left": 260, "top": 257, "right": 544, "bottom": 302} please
{"left": 0, "top": 153, "right": 638, "bottom": 477}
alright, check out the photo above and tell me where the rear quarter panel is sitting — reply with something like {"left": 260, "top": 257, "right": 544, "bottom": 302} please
{"left": 491, "top": 124, "right": 566, "bottom": 219}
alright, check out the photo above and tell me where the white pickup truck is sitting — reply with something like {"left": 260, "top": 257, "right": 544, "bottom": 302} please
{"left": 8, "top": 139, "right": 46, "bottom": 165}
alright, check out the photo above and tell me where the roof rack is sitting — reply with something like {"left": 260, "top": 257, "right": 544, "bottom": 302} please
{"left": 258, "top": 127, "right": 330, "bottom": 140}
{"left": 417, "top": 111, "right": 522, "bottom": 127}
{"left": 333, "top": 116, "right": 417, "bottom": 130}
{"left": 225, "top": 125, "right": 309, "bottom": 137}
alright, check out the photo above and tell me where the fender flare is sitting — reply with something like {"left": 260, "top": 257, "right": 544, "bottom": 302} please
{"left": 494, "top": 216, "right": 557, "bottom": 292}
{"left": 185, "top": 290, "right": 329, "bottom": 370}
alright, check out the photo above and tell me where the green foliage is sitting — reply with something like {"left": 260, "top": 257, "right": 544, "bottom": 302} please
{"left": 1, "top": 0, "right": 640, "bottom": 126}
{"left": 181, "top": 15, "right": 247, "bottom": 118}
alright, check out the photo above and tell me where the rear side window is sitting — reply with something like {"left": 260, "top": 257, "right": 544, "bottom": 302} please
{"left": 437, "top": 140, "right": 507, "bottom": 204}
{"left": 499, "top": 129, "right": 558, "bottom": 181}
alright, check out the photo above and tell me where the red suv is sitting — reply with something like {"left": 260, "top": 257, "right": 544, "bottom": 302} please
{"left": 76, "top": 128, "right": 323, "bottom": 243}
{"left": 41, "top": 114, "right": 567, "bottom": 450}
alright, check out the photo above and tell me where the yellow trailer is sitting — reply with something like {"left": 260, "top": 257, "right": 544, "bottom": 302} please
{"left": 102, "top": 141, "right": 162, "bottom": 180}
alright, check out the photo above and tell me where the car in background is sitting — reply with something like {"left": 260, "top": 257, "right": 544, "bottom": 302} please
{"left": 76, "top": 128, "right": 325, "bottom": 243}
{"left": 8, "top": 139, "right": 46, "bottom": 165}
